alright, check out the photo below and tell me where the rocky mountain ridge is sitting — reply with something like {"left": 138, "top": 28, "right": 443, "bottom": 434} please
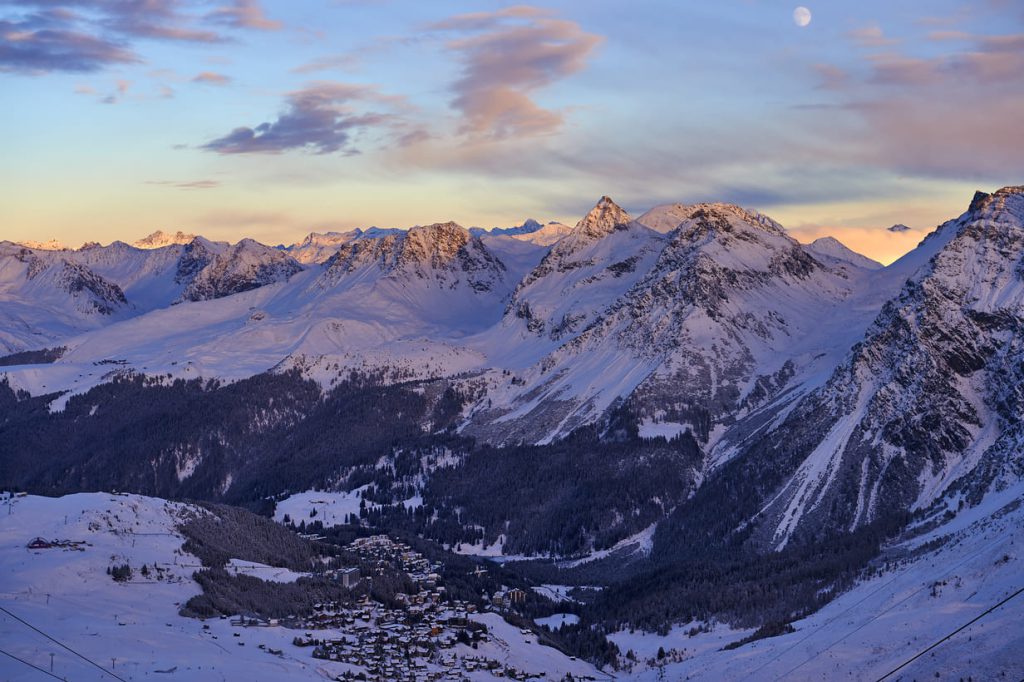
{"left": 2, "top": 187, "right": 1021, "bottom": 561}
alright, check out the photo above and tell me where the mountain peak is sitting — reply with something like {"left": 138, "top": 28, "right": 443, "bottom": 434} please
{"left": 967, "top": 185, "right": 1024, "bottom": 223}
{"left": 133, "top": 230, "right": 197, "bottom": 250}
{"left": 573, "top": 196, "right": 632, "bottom": 239}
{"left": 399, "top": 222, "right": 470, "bottom": 261}
{"left": 639, "top": 202, "right": 787, "bottom": 238}
{"left": 806, "top": 236, "right": 883, "bottom": 270}
{"left": 321, "top": 220, "right": 507, "bottom": 293}
{"left": 887, "top": 224, "right": 911, "bottom": 233}
{"left": 16, "top": 238, "right": 66, "bottom": 251}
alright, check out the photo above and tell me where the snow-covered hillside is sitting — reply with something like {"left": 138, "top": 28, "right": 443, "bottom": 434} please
{"left": 0, "top": 236, "right": 304, "bottom": 354}
{"left": 285, "top": 227, "right": 403, "bottom": 265}
{"left": 622, "top": 480, "right": 1024, "bottom": 680}
{"left": 6, "top": 486, "right": 1015, "bottom": 681}
{"left": 740, "top": 186, "right": 1024, "bottom": 548}
{"left": 0, "top": 492, "right": 602, "bottom": 681}
{"left": 133, "top": 230, "right": 196, "bottom": 249}
{"left": 472, "top": 219, "right": 574, "bottom": 247}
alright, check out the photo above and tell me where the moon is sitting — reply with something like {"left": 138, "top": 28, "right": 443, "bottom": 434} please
{"left": 793, "top": 6, "right": 812, "bottom": 27}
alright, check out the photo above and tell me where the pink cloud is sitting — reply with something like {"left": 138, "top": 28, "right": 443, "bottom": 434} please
{"left": 192, "top": 71, "right": 231, "bottom": 85}
{"left": 847, "top": 24, "right": 901, "bottom": 48}
{"left": 430, "top": 7, "right": 602, "bottom": 139}
{"left": 206, "top": 0, "right": 282, "bottom": 32}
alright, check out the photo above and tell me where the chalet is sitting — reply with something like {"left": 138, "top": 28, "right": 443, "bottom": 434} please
{"left": 507, "top": 588, "right": 527, "bottom": 604}
{"left": 27, "top": 537, "right": 52, "bottom": 549}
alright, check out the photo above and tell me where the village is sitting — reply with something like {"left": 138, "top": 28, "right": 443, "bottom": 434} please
{"left": 13, "top": 493, "right": 598, "bottom": 682}
{"left": 282, "top": 535, "right": 559, "bottom": 681}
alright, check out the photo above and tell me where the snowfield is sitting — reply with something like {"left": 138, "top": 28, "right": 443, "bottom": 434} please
{"left": 616, "top": 481, "right": 1024, "bottom": 680}
{"left": 0, "top": 492, "right": 604, "bottom": 681}
{"left": 3, "top": 488, "right": 1020, "bottom": 680}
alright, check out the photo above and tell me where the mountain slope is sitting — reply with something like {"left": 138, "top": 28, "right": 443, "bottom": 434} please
{"left": 660, "top": 186, "right": 1024, "bottom": 553}
{"left": 466, "top": 201, "right": 881, "bottom": 445}
{"left": 285, "top": 227, "right": 402, "bottom": 264}
{"left": 0, "top": 243, "right": 130, "bottom": 352}
{"left": 176, "top": 237, "right": 303, "bottom": 303}
{"left": 133, "top": 230, "right": 196, "bottom": 249}
{"left": 805, "top": 236, "right": 884, "bottom": 270}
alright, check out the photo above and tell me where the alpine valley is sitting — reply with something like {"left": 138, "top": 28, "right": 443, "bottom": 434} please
{"left": 2, "top": 187, "right": 1022, "bottom": 680}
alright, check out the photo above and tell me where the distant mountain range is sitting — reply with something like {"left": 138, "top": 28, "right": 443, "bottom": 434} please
{"left": 2, "top": 186, "right": 1022, "bottom": 567}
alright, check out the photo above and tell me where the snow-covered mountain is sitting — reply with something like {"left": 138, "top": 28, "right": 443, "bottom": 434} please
{"left": 3, "top": 187, "right": 1022, "bottom": 680}
{"left": 804, "top": 236, "right": 884, "bottom": 270}
{"left": 175, "top": 237, "right": 303, "bottom": 302}
{"left": 0, "top": 236, "right": 304, "bottom": 353}
{"left": 465, "top": 199, "right": 886, "bottom": 445}
{"left": 0, "top": 242, "right": 130, "bottom": 352}
{"left": 471, "top": 219, "right": 574, "bottom": 247}
{"left": 133, "top": 230, "right": 197, "bottom": 249}
{"left": 285, "top": 227, "right": 403, "bottom": 264}
{"left": 705, "top": 186, "right": 1024, "bottom": 550}
{"left": 470, "top": 218, "right": 544, "bottom": 238}
{"left": 2, "top": 187, "right": 1021, "bottom": 566}
{"left": 15, "top": 238, "right": 66, "bottom": 251}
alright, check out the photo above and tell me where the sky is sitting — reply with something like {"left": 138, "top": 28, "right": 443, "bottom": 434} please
{"left": 1, "top": 1, "right": 1021, "bottom": 264}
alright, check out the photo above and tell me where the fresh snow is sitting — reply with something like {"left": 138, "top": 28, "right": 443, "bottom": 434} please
{"left": 616, "top": 482, "right": 1024, "bottom": 680}
{"left": 535, "top": 613, "right": 580, "bottom": 629}
{"left": 273, "top": 488, "right": 371, "bottom": 528}
{"left": 0, "top": 492, "right": 605, "bottom": 681}
{"left": 225, "top": 558, "right": 307, "bottom": 583}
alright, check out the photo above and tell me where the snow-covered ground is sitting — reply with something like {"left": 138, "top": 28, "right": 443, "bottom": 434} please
{"left": 225, "top": 559, "right": 307, "bottom": 583}
{"left": 272, "top": 488, "right": 369, "bottom": 528}
{"left": 615, "top": 482, "right": 1024, "bottom": 680}
{"left": 0, "top": 492, "right": 604, "bottom": 681}
{"left": 535, "top": 613, "right": 580, "bottom": 629}
{"left": 0, "top": 492, "right": 347, "bottom": 681}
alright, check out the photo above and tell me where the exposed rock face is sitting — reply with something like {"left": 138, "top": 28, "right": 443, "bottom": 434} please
{"left": 287, "top": 228, "right": 402, "bottom": 264}
{"left": 53, "top": 261, "right": 129, "bottom": 314}
{"left": 321, "top": 222, "right": 507, "bottom": 293}
{"left": 176, "top": 238, "right": 304, "bottom": 302}
{"left": 471, "top": 199, "right": 860, "bottom": 446}
{"left": 733, "top": 186, "right": 1024, "bottom": 549}
{"left": 14, "top": 247, "right": 128, "bottom": 315}
{"left": 133, "top": 230, "right": 197, "bottom": 249}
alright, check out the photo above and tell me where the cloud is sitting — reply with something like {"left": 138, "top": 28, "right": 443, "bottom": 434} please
{"left": 850, "top": 28, "right": 1024, "bottom": 88}
{"left": 813, "top": 64, "right": 848, "bottom": 90}
{"left": 202, "top": 81, "right": 415, "bottom": 155}
{"left": 0, "top": 13, "right": 139, "bottom": 73}
{"left": 798, "top": 26, "right": 1024, "bottom": 181}
{"left": 866, "top": 53, "right": 941, "bottom": 86}
{"left": 290, "top": 52, "right": 360, "bottom": 74}
{"left": 146, "top": 179, "right": 221, "bottom": 189}
{"left": 847, "top": 24, "right": 901, "bottom": 48}
{"left": 192, "top": 70, "right": 230, "bottom": 85}
{"left": 788, "top": 222, "right": 931, "bottom": 266}
{"left": 1, "top": 1, "right": 283, "bottom": 74}
{"left": 96, "top": 1, "right": 222, "bottom": 43}
{"left": 206, "top": 0, "right": 281, "bottom": 31}
{"left": 429, "top": 6, "right": 602, "bottom": 139}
